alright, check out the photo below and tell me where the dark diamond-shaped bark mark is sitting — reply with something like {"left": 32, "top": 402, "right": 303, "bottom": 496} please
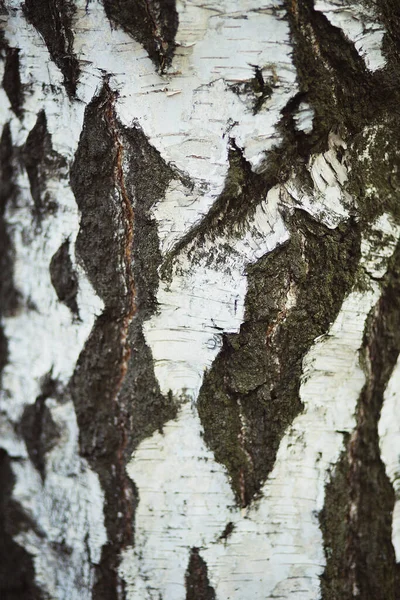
{"left": 70, "top": 82, "right": 177, "bottom": 599}
{"left": 22, "top": 110, "right": 66, "bottom": 223}
{"left": 23, "top": 0, "right": 79, "bottom": 96}
{"left": 185, "top": 548, "right": 216, "bottom": 600}
{"left": 103, "top": 0, "right": 178, "bottom": 72}
{"left": 50, "top": 239, "right": 79, "bottom": 316}
{"left": 2, "top": 47, "right": 23, "bottom": 118}
{"left": 198, "top": 212, "right": 360, "bottom": 507}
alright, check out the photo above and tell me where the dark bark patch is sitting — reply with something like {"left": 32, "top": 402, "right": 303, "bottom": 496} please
{"left": 198, "top": 212, "right": 361, "bottom": 506}
{"left": 286, "top": 0, "right": 400, "bottom": 161}
{"left": 102, "top": 0, "right": 178, "bottom": 72}
{"left": 0, "top": 123, "right": 19, "bottom": 320}
{"left": 19, "top": 376, "right": 61, "bottom": 482}
{"left": 320, "top": 242, "right": 400, "bottom": 600}
{"left": 0, "top": 123, "right": 19, "bottom": 393}
{"left": 69, "top": 83, "right": 177, "bottom": 599}
{"left": 70, "top": 85, "right": 129, "bottom": 314}
{"left": 2, "top": 47, "right": 23, "bottom": 118}
{"left": 0, "top": 449, "right": 44, "bottom": 600}
{"left": 49, "top": 239, "right": 79, "bottom": 316}
{"left": 185, "top": 548, "right": 216, "bottom": 600}
{"left": 22, "top": 110, "right": 66, "bottom": 223}
{"left": 70, "top": 84, "right": 134, "bottom": 598}
{"left": 23, "top": 0, "right": 79, "bottom": 96}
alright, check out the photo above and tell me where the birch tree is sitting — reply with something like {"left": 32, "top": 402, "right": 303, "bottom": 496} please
{"left": 1, "top": 1, "right": 400, "bottom": 599}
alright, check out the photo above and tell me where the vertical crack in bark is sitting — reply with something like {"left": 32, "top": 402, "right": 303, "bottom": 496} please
{"left": 198, "top": 212, "right": 361, "bottom": 506}
{"left": 23, "top": 0, "right": 80, "bottom": 96}
{"left": 320, "top": 242, "right": 400, "bottom": 600}
{"left": 102, "top": 0, "right": 178, "bottom": 72}
{"left": 185, "top": 548, "right": 216, "bottom": 600}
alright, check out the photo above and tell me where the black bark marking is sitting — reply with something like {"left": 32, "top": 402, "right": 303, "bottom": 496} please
{"left": 102, "top": 0, "right": 178, "bottom": 72}
{"left": 0, "top": 449, "right": 44, "bottom": 599}
{"left": 286, "top": 0, "right": 400, "bottom": 160}
{"left": 70, "top": 83, "right": 133, "bottom": 599}
{"left": 0, "top": 123, "right": 19, "bottom": 322}
{"left": 198, "top": 212, "right": 360, "bottom": 507}
{"left": 2, "top": 47, "right": 23, "bottom": 118}
{"left": 49, "top": 239, "right": 79, "bottom": 316}
{"left": 113, "top": 121, "right": 178, "bottom": 451}
{"left": 218, "top": 521, "right": 234, "bottom": 542}
{"left": 22, "top": 110, "right": 66, "bottom": 223}
{"left": 185, "top": 548, "right": 216, "bottom": 600}
{"left": 0, "top": 123, "right": 19, "bottom": 400}
{"left": 23, "top": 0, "right": 80, "bottom": 96}
{"left": 20, "top": 375, "right": 61, "bottom": 482}
{"left": 69, "top": 83, "right": 177, "bottom": 599}
{"left": 229, "top": 65, "right": 278, "bottom": 115}
{"left": 320, "top": 242, "right": 400, "bottom": 600}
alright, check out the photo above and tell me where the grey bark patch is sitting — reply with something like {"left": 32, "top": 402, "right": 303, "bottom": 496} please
{"left": 198, "top": 212, "right": 361, "bottom": 507}
{"left": 0, "top": 449, "right": 44, "bottom": 600}
{"left": 49, "top": 239, "right": 79, "bottom": 316}
{"left": 23, "top": 0, "right": 79, "bottom": 96}
{"left": 185, "top": 548, "right": 216, "bottom": 600}
{"left": 19, "top": 376, "right": 61, "bottom": 482}
{"left": 2, "top": 47, "right": 23, "bottom": 118}
{"left": 22, "top": 110, "right": 66, "bottom": 224}
{"left": 320, "top": 242, "right": 400, "bottom": 600}
{"left": 102, "top": 0, "right": 178, "bottom": 72}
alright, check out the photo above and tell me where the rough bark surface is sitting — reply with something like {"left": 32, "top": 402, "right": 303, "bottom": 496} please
{"left": 1, "top": 1, "right": 400, "bottom": 599}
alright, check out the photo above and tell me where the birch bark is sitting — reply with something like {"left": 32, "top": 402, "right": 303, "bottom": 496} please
{"left": 1, "top": 1, "right": 400, "bottom": 599}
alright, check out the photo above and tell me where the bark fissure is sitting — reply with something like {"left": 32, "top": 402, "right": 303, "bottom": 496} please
{"left": 49, "top": 239, "right": 79, "bottom": 316}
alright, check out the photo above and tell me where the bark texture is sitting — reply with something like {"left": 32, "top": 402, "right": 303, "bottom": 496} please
{"left": 1, "top": 1, "right": 400, "bottom": 599}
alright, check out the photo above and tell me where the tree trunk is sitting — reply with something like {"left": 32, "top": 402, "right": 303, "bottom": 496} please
{"left": 1, "top": 1, "right": 400, "bottom": 599}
